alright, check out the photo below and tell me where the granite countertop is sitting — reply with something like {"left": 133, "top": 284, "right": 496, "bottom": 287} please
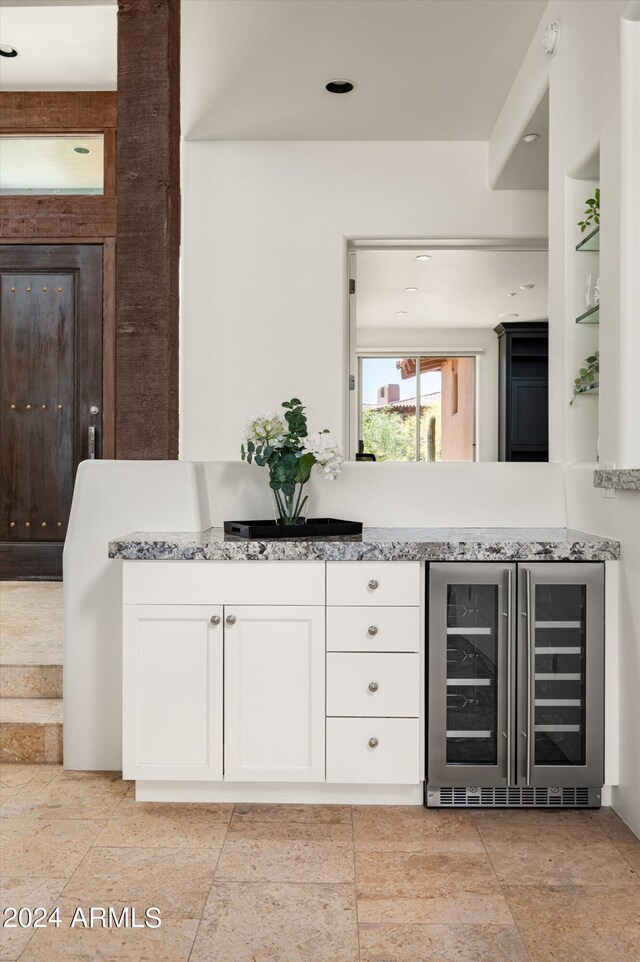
{"left": 593, "top": 468, "right": 640, "bottom": 491}
{"left": 108, "top": 527, "right": 620, "bottom": 562}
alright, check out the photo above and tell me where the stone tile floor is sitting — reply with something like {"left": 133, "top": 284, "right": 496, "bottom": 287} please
{"left": 0, "top": 765, "right": 638, "bottom": 961}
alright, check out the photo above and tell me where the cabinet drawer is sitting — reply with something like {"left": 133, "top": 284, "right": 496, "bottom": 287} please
{"left": 326, "top": 718, "right": 420, "bottom": 784}
{"left": 326, "top": 562, "right": 420, "bottom": 606}
{"left": 327, "top": 653, "right": 420, "bottom": 717}
{"left": 123, "top": 561, "right": 325, "bottom": 606}
{"left": 327, "top": 606, "right": 420, "bottom": 652}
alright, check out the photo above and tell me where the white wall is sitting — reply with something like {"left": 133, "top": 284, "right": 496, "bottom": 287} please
{"left": 357, "top": 326, "right": 499, "bottom": 461}
{"left": 564, "top": 466, "right": 640, "bottom": 837}
{"left": 491, "top": 0, "right": 640, "bottom": 834}
{"left": 181, "top": 141, "right": 547, "bottom": 460}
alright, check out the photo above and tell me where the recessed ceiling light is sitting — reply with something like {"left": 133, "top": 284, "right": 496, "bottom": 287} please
{"left": 499, "top": 313, "right": 520, "bottom": 319}
{"left": 0, "top": 45, "right": 18, "bottom": 58}
{"left": 522, "top": 133, "right": 540, "bottom": 144}
{"left": 519, "top": 283, "right": 535, "bottom": 290}
{"left": 415, "top": 254, "right": 431, "bottom": 262}
{"left": 73, "top": 147, "right": 91, "bottom": 155}
{"left": 404, "top": 287, "right": 418, "bottom": 292}
{"left": 507, "top": 292, "right": 517, "bottom": 297}
{"left": 396, "top": 311, "right": 408, "bottom": 315}
{"left": 325, "top": 79, "right": 354, "bottom": 94}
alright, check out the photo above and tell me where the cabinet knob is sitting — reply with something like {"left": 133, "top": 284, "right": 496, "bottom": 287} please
{"left": 226, "top": 615, "right": 236, "bottom": 625}
{"left": 368, "top": 737, "right": 379, "bottom": 749}
{"left": 210, "top": 615, "right": 221, "bottom": 625}
{"left": 367, "top": 625, "right": 378, "bottom": 636}
{"left": 368, "top": 681, "right": 379, "bottom": 692}
{"left": 368, "top": 579, "right": 379, "bottom": 590}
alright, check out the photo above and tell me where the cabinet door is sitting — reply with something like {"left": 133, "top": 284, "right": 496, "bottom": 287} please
{"left": 123, "top": 605, "right": 223, "bottom": 781}
{"left": 428, "top": 564, "right": 515, "bottom": 788}
{"left": 518, "top": 564, "right": 604, "bottom": 789}
{"left": 224, "top": 606, "right": 325, "bottom": 782}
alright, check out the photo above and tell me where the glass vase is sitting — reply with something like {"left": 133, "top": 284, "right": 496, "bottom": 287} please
{"left": 271, "top": 483, "right": 310, "bottom": 526}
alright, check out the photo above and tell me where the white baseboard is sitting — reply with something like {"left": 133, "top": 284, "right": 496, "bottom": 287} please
{"left": 134, "top": 780, "right": 424, "bottom": 805}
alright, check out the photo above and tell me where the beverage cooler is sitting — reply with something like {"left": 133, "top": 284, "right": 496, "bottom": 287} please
{"left": 426, "top": 563, "right": 604, "bottom": 808}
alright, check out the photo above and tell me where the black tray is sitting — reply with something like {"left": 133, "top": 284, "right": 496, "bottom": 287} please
{"left": 224, "top": 517, "right": 363, "bottom": 540}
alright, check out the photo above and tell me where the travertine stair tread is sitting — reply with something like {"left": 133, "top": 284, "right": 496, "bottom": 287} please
{"left": 0, "top": 663, "right": 63, "bottom": 699}
{"left": 0, "top": 697, "right": 63, "bottom": 725}
{"left": 0, "top": 581, "right": 63, "bottom": 667}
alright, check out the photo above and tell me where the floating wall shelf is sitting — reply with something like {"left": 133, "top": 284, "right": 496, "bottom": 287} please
{"left": 576, "top": 305, "right": 599, "bottom": 324}
{"left": 576, "top": 227, "right": 600, "bottom": 252}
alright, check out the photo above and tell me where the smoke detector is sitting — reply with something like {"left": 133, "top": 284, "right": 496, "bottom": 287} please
{"left": 543, "top": 22, "right": 560, "bottom": 56}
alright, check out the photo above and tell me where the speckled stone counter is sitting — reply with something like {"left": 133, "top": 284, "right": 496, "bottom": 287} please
{"left": 108, "top": 527, "right": 620, "bottom": 562}
{"left": 593, "top": 468, "right": 640, "bottom": 491}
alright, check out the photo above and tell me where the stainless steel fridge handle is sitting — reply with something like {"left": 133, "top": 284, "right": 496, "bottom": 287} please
{"left": 505, "top": 568, "right": 513, "bottom": 787}
{"left": 525, "top": 568, "right": 533, "bottom": 786}
{"left": 88, "top": 425, "right": 97, "bottom": 460}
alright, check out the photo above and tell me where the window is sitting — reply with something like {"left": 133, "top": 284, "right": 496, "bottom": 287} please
{"left": 358, "top": 355, "right": 475, "bottom": 462}
{"left": 0, "top": 134, "right": 105, "bottom": 196}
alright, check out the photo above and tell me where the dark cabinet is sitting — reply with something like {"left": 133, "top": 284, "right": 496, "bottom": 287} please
{"left": 495, "top": 321, "right": 548, "bottom": 461}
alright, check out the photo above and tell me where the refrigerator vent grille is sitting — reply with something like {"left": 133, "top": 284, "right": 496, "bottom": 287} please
{"left": 434, "top": 786, "right": 593, "bottom": 808}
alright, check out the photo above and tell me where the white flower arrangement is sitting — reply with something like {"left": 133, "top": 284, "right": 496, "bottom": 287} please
{"left": 302, "top": 430, "right": 344, "bottom": 481}
{"left": 242, "top": 411, "right": 287, "bottom": 449}
{"left": 240, "top": 398, "right": 343, "bottom": 525}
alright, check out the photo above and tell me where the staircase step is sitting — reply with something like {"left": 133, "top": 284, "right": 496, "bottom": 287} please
{"left": 0, "top": 698, "right": 63, "bottom": 763}
{"left": 0, "top": 664, "right": 63, "bottom": 699}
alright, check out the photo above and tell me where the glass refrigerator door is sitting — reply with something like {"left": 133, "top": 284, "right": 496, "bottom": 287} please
{"left": 446, "top": 582, "right": 499, "bottom": 765}
{"left": 519, "top": 564, "right": 604, "bottom": 788}
{"left": 534, "top": 582, "right": 586, "bottom": 767}
{"left": 428, "top": 564, "right": 514, "bottom": 788}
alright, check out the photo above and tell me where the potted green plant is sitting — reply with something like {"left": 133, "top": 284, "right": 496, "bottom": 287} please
{"left": 577, "top": 187, "right": 600, "bottom": 233}
{"left": 241, "top": 398, "right": 343, "bottom": 525}
{"left": 570, "top": 351, "right": 599, "bottom": 404}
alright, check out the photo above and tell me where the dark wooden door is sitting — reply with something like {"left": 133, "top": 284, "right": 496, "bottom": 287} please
{"left": 0, "top": 245, "right": 102, "bottom": 579}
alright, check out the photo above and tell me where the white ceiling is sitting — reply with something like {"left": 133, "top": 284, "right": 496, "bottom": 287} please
{"left": 182, "top": 0, "right": 547, "bottom": 141}
{"left": 494, "top": 89, "right": 549, "bottom": 189}
{"left": 0, "top": 2, "right": 117, "bottom": 91}
{"left": 355, "top": 249, "right": 548, "bottom": 331}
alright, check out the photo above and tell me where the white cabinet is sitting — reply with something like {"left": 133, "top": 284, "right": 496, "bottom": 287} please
{"left": 327, "top": 606, "right": 421, "bottom": 652}
{"left": 325, "top": 561, "right": 422, "bottom": 785}
{"left": 327, "top": 652, "right": 420, "bottom": 717}
{"left": 224, "top": 606, "right": 325, "bottom": 782}
{"left": 326, "top": 718, "right": 421, "bottom": 784}
{"left": 327, "top": 562, "right": 421, "bottom": 606}
{"left": 121, "top": 560, "right": 422, "bottom": 795}
{"left": 123, "top": 605, "right": 223, "bottom": 781}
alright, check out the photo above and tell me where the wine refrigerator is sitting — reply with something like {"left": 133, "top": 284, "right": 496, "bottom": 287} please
{"left": 426, "top": 563, "right": 604, "bottom": 808}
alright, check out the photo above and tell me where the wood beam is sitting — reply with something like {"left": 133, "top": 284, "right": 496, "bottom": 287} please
{"left": 116, "top": 0, "right": 180, "bottom": 459}
{"left": 0, "top": 91, "right": 116, "bottom": 130}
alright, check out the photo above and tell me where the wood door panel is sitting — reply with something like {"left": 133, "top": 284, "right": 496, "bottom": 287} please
{"left": 0, "top": 245, "right": 102, "bottom": 576}
{"left": 1, "top": 273, "right": 75, "bottom": 540}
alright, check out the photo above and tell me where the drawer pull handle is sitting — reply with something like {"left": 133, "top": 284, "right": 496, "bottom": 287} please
{"left": 210, "top": 615, "right": 221, "bottom": 625}
{"left": 368, "top": 737, "right": 379, "bottom": 749}
{"left": 226, "top": 615, "right": 236, "bottom": 625}
{"left": 368, "top": 681, "right": 379, "bottom": 692}
{"left": 368, "top": 579, "right": 379, "bottom": 590}
{"left": 367, "top": 625, "right": 378, "bottom": 636}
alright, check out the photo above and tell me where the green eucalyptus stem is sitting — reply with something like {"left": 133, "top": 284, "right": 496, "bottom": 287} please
{"left": 292, "top": 483, "right": 308, "bottom": 521}
{"left": 273, "top": 487, "right": 286, "bottom": 522}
